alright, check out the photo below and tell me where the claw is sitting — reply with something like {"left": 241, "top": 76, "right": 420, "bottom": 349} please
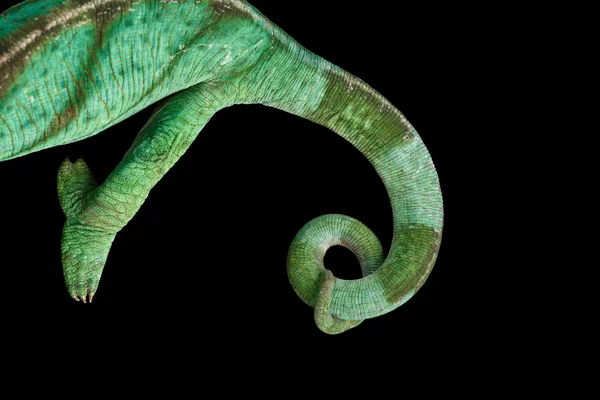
{"left": 80, "top": 295, "right": 87, "bottom": 303}
{"left": 89, "top": 293, "right": 94, "bottom": 303}
{"left": 72, "top": 294, "right": 80, "bottom": 302}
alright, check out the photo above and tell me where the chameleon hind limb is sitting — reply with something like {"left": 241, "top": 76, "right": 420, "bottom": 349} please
{"left": 57, "top": 82, "right": 225, "bottom": 302}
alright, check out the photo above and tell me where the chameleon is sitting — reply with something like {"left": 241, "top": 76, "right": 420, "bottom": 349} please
{"left": 0, "top": 0, "right": 443, "bottom": 333}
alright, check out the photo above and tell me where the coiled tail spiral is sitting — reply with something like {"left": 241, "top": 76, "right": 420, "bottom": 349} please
{"left": 250, "top": 38, "right": 444, "bottom": 334}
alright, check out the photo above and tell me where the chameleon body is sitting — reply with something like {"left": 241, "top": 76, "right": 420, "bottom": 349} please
{"left": 0, "top": 0, "right": 443, "bottom": 333}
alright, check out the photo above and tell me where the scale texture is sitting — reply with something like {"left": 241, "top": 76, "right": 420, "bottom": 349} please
{"left": 0, "top": 0, "right": 443, "bottom": 333}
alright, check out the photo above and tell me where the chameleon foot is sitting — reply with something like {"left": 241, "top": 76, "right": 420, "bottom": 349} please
{"left": 57, "top": 158, "right": 117, "bottom": 303}
{"left": 61, "top": 221, "right": 115, "bottom": 302}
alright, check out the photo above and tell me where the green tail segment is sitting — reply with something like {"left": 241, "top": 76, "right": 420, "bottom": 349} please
{"left": 251, "top": 43, "right": 444, "bottom": 332}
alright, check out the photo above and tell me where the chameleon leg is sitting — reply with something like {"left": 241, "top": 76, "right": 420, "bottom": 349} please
{"left": 57, "top": 82, "right": 225, "bottom": 302}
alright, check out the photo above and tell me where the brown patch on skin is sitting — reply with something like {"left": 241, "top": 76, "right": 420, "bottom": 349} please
{"left": 41, "top": 0, "right": 125, "bottom": 142}
{"left": 0, "top": 41, "right": 10, "bottom": 60}
{"left": 70, "top": 0, "right": 124, "bottom": 47}
{"left": 42, "top": 57, "right": 88, "bottom": 143}
{"left": 0, "top": 0, "right": 127, "bottom": 149}
{"left": 0, "top": 18, "right": 50, "bottom": 98}
{"left": 55, "top": 106, "right": 78, "bottom": 133}
{"left": 212, "top": 0, "right": 251, "bottom": 19}
{"left": 0, "top": 1, "right": 99, "bottom": 91}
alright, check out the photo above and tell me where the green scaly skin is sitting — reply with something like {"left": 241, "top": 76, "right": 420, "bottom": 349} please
{"left": 0, "top": 0, "right": 443, "bottom": 333}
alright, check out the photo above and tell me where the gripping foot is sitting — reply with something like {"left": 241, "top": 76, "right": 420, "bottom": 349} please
{"left": 60, "top": 221, "right": 115, "bottom": 302}
{"left": 57, "top": 158, "right": 116, "bottom": 303}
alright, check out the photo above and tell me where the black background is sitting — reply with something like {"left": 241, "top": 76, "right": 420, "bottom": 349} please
{"left": 0, "top": 0, "right": 480, "bottom": 337}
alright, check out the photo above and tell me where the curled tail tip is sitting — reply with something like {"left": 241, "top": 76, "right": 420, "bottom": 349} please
{"left": 314, "top": 269, "right": 363, "bottom": 335}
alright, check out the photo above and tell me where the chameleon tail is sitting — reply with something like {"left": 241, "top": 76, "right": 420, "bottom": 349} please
{"left": 250, "top": 41, "right": 444, "bottom": 333}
